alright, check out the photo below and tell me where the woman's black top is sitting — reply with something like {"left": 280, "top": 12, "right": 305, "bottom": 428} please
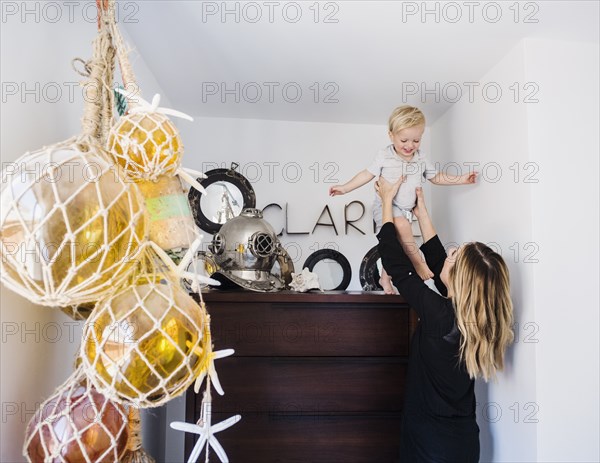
{"left": 377, "top": 222, "right": 480, "bottom": 462}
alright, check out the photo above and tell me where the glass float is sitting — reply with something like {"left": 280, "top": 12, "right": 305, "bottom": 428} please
{"left": 81, "top": 272, "right": 211, "bottom": 408}
{"left": 0, "top": 138, "right": 147, "bottom": 307}
{"left": 23, "top": 367, "right": 129, "bottom": 463}
{"left": 107, "top": 111, "right": 182, "bottom": 181}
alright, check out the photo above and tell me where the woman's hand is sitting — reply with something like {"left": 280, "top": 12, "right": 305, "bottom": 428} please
{"left": 376, "top": 176, "right": 404, "bottom": 226}
{"left": 375, "top": 176, "right": 405, "bottom": 203}
{"left": 412, "top": 187, "right": 428, "bottom": 220}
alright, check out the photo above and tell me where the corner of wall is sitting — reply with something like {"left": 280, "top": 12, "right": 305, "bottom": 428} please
{"left": 429, "top": 38, "right": 538, "bottom": 462}
{"left": 523, "top": 36, "right": 600, "bottom": 463}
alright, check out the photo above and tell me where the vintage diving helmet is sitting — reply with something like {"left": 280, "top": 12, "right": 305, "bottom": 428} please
{"left": 209, "top": 208, "right": 293, "bottom": 292}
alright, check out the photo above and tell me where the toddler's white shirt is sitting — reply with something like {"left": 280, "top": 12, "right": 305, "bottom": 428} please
{"left": 367, "top": 145, "right": 438, "bottom": 210}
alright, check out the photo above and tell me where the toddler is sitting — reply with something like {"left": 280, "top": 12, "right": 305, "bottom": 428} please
{"left": 329, "top": 105, "right": 477, "bottom": 294}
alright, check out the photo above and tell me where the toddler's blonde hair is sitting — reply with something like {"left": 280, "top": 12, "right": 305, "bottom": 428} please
{"left": 388, "top": 106, "right": 426, "bottom": 133}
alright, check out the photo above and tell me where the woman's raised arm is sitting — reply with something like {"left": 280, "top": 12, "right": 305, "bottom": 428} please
{"left": 375, "top": 177, "right": 447, "bottom": 324}
{"left": 412, "top": 187, "right": 448, "bottom": 296}
{"left": 412, "top": 187, "right": 436, "bottom": 242}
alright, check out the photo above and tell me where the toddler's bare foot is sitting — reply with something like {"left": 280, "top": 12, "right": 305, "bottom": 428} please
{"left": 379, "top": 274, "right": 396, "bottom": 295}
{"left": 415, "top": 262, "right": 434, "bottom": 281}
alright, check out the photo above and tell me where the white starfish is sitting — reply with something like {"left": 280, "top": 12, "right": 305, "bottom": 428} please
{"left": 170, "top": 391, "right": 241, "bottom": 463}
{"left": 147, "top": 239, "right": 221, "bottom": 290}
{"left": 194, "top": 348, "right": 235, "bottom": 396}
{"left": 115, "top": 88, "right": 194, "bottom": 121}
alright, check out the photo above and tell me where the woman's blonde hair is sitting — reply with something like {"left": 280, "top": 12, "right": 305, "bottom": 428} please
{"left": 388, "top": 105, "right": 426, "bottom": 133}
{"left": 449, "top": 242, "right": 514, "bottom": 382}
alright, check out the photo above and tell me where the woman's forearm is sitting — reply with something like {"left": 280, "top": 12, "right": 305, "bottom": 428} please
{"left": 417, "top": 210, "right": 436, "bottom": 242}
{"left": 413, "top": 187, "right": 437, "bottom": 242}
{"left": 381, "top": 194, "right": 395, "bottom": 224}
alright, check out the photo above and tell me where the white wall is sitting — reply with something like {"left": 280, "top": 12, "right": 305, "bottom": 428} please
{"left": 524, "top": 38, "right": 599, "bottom": 463}
{"left": 0, "top": 10, "right": 169, "bottom": 461}
{"left": 1, "top": 16, "right": 91, "bottom": 462}
{"left": 431, "top": 40, "right": 538, "bottom": 463}
{"left": 431, "top": 37, "right": 600, "bottom": 462}
{"left": 178, "top": 116, "right": 433, "bottom": 291}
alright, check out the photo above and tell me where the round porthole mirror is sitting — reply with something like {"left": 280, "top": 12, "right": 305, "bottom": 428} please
{"left": 303, "top": 249, "right": 351, "bottom": 291}
{"left": 359, "top": 245, "right": 384, "bottom": 291}
{"left": 189, "top": 163, "right": 256, "bottom": 234}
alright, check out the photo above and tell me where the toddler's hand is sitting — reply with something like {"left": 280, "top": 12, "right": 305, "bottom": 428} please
{"left": 465, "top": 171, "right": 479, "bottom": 184}
{"left": 329, "top": 185, "right": 345, "bottom": 196}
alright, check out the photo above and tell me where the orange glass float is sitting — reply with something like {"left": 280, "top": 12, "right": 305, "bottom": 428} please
{"left": 24, "top": 368, "right": 129, "bottom": 463}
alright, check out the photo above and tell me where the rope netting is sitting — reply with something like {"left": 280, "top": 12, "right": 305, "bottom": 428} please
{"left": 106, "top": 11, "right": 184, "bottom": 183}
{"left": 3, "top": 0, "right": 237, "bottom": 459}
{"left": 105, "top": 0, "right": 208, "bottom": 208}
{"left": 0, "top": 134, "right": 147, "bottom": 309}
{"left": 0, "top": 3, "right": 147, "bottom": 309}
{"left": 107, "top": 110, "right": 183, "bottom": 181}
{"left": 23, "top": 366, "right": 129, "bottom": 463}
{"left": 80, "top": 247, "right": 213, "bottom": 408}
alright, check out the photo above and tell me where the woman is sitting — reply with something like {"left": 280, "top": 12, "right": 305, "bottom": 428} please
{"left": 375, "top": 177, "right": 514, "bottom": 462}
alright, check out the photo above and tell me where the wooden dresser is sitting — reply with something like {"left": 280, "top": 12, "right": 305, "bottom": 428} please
{"left": 186, "top": 291, "right": 415, "bottom": 463}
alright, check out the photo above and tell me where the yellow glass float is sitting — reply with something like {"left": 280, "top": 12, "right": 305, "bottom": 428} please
{"left": 0, "top": 137, "right": 147, "bottom": 307}
{"left": 106, "top": 93, "right": 193, "bottom": 182}
{"left": 81, "top": 269, "right": 211, "bottom": 408}
{"left": 108, "top": 111, "right": 181, "bottom": 180}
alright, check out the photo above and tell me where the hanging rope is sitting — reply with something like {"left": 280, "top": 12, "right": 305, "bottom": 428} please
{"left": 68, "top": 0, "right": 116, "bottom": 146}
{"left": 126, "top": 408, "right": 143, "bottom": 452}
{"left": 81, "top": 29, "right": 115, "bottom": 143}
{"left": 96, "top": 0, "right": 109, "bottom": 29}
{"left": 107, "top": 0, "right": 140, "bottom": 107}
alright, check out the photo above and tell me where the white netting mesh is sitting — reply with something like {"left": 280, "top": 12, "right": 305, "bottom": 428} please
{"left": 107, "top": 112, "right": 182, "bottom": 181}
{"left": 6, "top": 0, "right": 232, "bottom": 458}
{"left": 106, "top": 8, "right": 187, "bottom": 184}
{"left": 23, "top": 366, "right": 129, "bottom": 463}
{"left": 80, "top": 249, "right": 212, "bottom": 408}
{"left": 60, "top": 301, "right": 97, "bottom": 321}
{"left": 0, "top": 136, "right": 147, "bottom": 307}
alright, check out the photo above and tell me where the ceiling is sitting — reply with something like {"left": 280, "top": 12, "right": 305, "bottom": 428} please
{"left": 122, "top": 1, "right": 599, "bottom": 125}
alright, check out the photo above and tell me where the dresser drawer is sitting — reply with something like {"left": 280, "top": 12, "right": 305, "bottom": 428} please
{"left": 204, "top": 356, "right": 408, "bottom": 414}
{"left": 207, "top": 302, "right": 410, "bottom": 356}
{"left": 189, "top": 413, "right": 401, "bottom": 463}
